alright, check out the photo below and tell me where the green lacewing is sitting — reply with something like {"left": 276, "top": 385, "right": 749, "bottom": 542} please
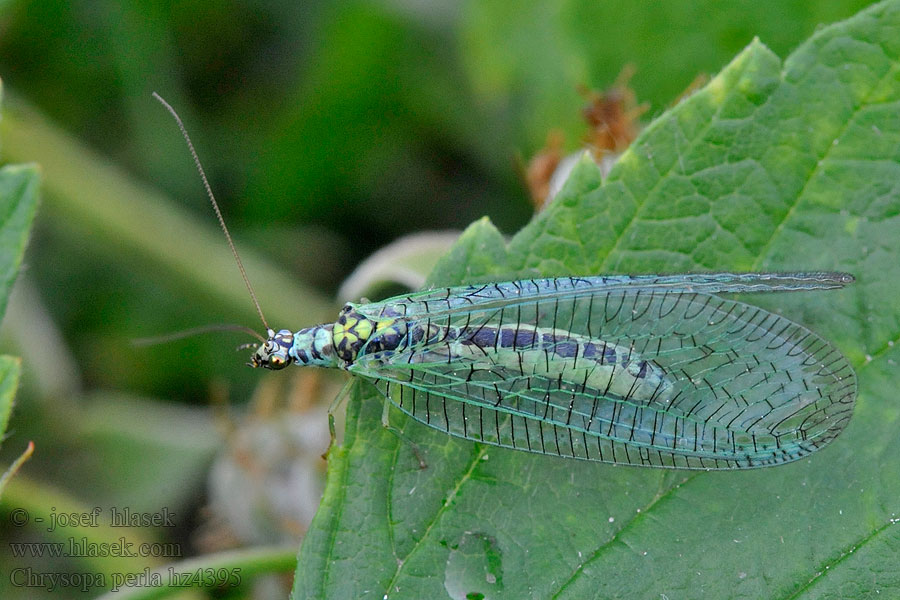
{"left": 154, "top": 94, "right": 857, "bottom": 470}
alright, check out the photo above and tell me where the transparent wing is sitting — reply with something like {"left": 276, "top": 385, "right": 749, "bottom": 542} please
{"left": 354, "top": 272, "right": 853, "bottom": 321}
{"left": 350, "top": 284, "right": 855, "bottom": 469}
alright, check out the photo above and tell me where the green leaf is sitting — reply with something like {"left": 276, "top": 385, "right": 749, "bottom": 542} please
{"left": 295, "top": 2, "right": 900, "bottom": 598}
{"left": 0, "top": 163, "right": 40, "bottom": 322}
{"left": 0, "top": 356, "right": 22, "bottom": 446}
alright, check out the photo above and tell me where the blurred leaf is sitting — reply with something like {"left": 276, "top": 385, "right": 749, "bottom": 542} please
{"left": 0, "top": 83, "right": 41, "bottom": 500}
{"left": 295, "top": 3, "right": 900, "bottom": 598}
{"left": 74, "top": 393, "right": 221, "bottom": 511}
{"left": 461, "top": 0, "right": 874, "bottom": 153}
{"left": 92, "top": 545, "right": 297, "bottom": 600}
{"left": 243, "top": 1, "right": 526, "bottom": 236}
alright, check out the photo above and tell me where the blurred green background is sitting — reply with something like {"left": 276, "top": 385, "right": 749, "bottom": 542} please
{"left": 0, "top": 0, "right": 877, "bottom": 597}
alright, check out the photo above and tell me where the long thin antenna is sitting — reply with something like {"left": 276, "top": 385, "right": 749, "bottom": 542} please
{"left": 152, "top": 92, "right": 270, "bottom": 332}
{"left": 132, "top": 323, "right": 266, "bottom": 347}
